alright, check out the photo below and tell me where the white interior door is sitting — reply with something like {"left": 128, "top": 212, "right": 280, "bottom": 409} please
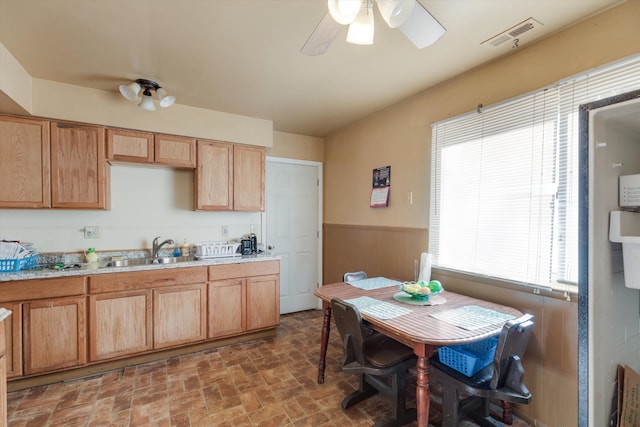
{"left": 265, "top": 158, "right": 322, "bottom": 314}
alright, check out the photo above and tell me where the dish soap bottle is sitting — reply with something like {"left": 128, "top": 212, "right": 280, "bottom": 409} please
{"left": 173, "top": 244, "right": 181, "bottom": 257}
{"left": 180, "top": 238, "right": 190, "bottom": 257}
{"left": 85, "top": 247, "right": 98, "bottom": 263}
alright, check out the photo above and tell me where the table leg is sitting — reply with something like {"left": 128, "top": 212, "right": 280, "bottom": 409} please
{"left": 317, "top": 303, "right": 331, "bottom": 384}
{"left": 414, "top": 344, "right": 436, "bottom": 427}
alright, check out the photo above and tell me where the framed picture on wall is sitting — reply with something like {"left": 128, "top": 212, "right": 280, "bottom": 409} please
{"left": 371, "top": 166, "right": 390, "bottom": 207}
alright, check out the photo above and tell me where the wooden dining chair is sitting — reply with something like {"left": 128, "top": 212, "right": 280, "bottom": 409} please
{"left": 331, "top": 298, "right": 417, "bottom": 427}
{"left": 429, "top": 313, "right": 535, "bottom": 427}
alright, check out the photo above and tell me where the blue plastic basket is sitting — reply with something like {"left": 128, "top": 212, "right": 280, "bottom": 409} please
{"left": 0, "top": 255, "right": 37, "bottom": 273}
{"left": 437, "top": 336, "right": 498, "bottom": 376}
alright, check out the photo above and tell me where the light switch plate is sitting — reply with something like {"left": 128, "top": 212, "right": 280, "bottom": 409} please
{"left": 84, "top": 225, "right": 100, "bottom": 239}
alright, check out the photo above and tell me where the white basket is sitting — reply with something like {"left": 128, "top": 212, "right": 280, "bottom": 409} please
{"left": 193, "top": 242, "right": 241, "bottom": 258}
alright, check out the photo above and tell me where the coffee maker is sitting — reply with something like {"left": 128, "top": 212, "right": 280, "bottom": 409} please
{"left": 240, "top": 233, "right": 258, "bottom": 255}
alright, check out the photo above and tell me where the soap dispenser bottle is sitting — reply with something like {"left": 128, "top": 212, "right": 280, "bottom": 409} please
{"left": 180, "top": 239, "right": 190, "bottom": 257}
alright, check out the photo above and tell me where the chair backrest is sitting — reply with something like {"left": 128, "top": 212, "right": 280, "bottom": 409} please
{"left": 331, "top": 298, "right": 368, "bottom": 366}
{"left": 343, "top": 271, "right": 368, "bottom": 282}
{"left": 490, "top": 313, "right": 535, "bottom": 389}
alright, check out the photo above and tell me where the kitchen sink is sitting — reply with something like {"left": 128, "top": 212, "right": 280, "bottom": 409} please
{"left": 105, "top": 256, "right": 195, "bottom": 268}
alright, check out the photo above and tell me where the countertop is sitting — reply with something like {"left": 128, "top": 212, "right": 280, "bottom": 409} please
{"left": 0, "top": 254, "right": 280, "bottom": 282}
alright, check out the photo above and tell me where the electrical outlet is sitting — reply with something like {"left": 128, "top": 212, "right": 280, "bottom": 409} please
{"left": 250, "top": 224, "right": 256, "bottom": 233}
{"left": 84, "top": 225, "right": 100, "bottom": 239}
{"left": 222, "top": 225, "right": 229, "bottom": 237}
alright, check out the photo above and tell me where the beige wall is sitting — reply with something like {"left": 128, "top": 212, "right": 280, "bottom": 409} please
{"left": 32, "top": 79, "right": 274, "bottom": 148}
{"left": 322, "top": 2, "right": 640, "bottom": 426}
{"left": 0, "top": 41, "right": 31, "bottom": 114}
{"left": 269, "top": 130, "right": 324, "bottom": 162}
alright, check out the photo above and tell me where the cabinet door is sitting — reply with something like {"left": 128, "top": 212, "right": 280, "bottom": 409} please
{"left": 0, "top": 353, "right": 5, "bottom": 427}
{"left": 106, "top": 128, "right": 154, "bottom": 164}
{"left": 153, "top": 284, "right": 206, "bottom": 349}
{"left": 195, "top": 140, "right": 233, "bottom": 211}
{"left": 233, "top": 145, "right": 265, "bottom": 211}
{"left": 0, "top": 115, "right": 50, "bottom": 208}
{"left": 0, "top": 303, "right": 21, "bottom": 379}
{"left": 155, "top": 134, "right": 196, "bottom": 168}
{"left": 246, "top": 275, "right": 280, "bottom": 331}
{"left": 23, "top": 296, "right": 87, "bottom": 375}
{"left": 208, "top": 279, "right": 245, "bottom": 338}
{"left": 50, "top": 122, "right": 109, "bottom": 209}
{"left": 89, "top": 290, "right": 152, "bottom": 361}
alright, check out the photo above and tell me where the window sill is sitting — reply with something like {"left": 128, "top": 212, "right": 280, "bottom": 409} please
{"left": 432, "top": 266, "right": 578, "bottom": 303}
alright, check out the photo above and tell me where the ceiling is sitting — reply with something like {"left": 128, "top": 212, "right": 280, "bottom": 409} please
{"left": 0, "top": 0, "right": 624, "bottom": 137}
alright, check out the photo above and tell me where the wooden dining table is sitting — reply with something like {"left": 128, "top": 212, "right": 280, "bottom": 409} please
{"left": 314, "top": 281, "right": 523, "bottom": 427}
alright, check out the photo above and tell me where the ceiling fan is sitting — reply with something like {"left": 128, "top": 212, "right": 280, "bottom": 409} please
{"left": 301, "top": 0, "right": 446, "bottom": 56}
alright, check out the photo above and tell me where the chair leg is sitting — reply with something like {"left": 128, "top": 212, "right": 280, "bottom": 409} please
{"left": 342, "top": 374, "right": 379, "bottom": 409}
{"left": 468, "top": 399, "right": 514, "bottom": 427}
{"left": 490, "top": 400, "right": 514, "bottom": 425}
{"left": 440, "top": 384, "right": 460, "bottom": 427}
{"left": 371, "top": 371, "right": 416, "bottom": 427}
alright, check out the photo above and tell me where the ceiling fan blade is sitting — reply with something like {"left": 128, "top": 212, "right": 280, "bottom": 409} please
{"left": 397, "top": 1, "right": 445, "bottom": 49}
{"left": 301, "top": 12, "right": 344, "bottom": 56}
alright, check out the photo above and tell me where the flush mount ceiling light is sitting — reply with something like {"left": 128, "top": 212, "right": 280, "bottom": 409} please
{"left": 301, "top": 0, "right": 446, "bottom": 56}
{"left": 118, "top": 78, "right": 175, "bottom": 111}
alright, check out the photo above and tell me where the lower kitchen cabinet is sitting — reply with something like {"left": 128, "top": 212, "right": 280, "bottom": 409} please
{"left": 0, "top": 350, "right": 5, "bottom": 427}
{"left": 208, "top": 279, "right": 246, "bottom": 338}
{"left": 23, "top": 296, "right": 86, "bottom": 375}
{"left": 208, "top": 260, "right": 280, "bottom": 339}
{"left": 246, "top": 275, "right": 280, "bottom": 331}
{"left": 0, "top": 309, "right": 10, "bottom": 427}
{"left": 3, "top": 261, "right": 278, "bottom": 384}
{"left": 153, "top": 283, "right": 207, "bottom": 349}
{"left": 0, "top": 303, "right": 21, "bottom": 379}
{"left": 89, "top": 290, "right": 152, "bottom": 361}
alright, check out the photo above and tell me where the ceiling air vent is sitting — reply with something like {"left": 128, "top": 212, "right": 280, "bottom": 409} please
{"left": 482, "top": 17, "right": 542, "bottom": 48}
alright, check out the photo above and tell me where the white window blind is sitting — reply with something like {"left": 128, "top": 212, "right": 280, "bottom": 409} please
{"left": 430, "top": 54, "right": 640, "bottom": 290}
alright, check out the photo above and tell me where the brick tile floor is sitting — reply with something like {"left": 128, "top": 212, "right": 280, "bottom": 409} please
{"left": 7, "top": 309, "right": 532, "bottom": 426}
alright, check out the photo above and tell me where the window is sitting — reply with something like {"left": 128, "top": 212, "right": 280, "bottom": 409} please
{"left": 430, "top": 55, "right": 640, "bottom": 290}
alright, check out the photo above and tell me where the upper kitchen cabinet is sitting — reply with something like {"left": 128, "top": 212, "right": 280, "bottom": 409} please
{"left": 154, "top": 134, "right": 196, "bottom": 168}
{"left": 0, "top": 115, "right": 51, "bottom": 208}
{"left": 107, "top": 129, "right": 195, "bottom": 168}
{"left": 51, "top": 121, "right": 110, "bottom": 209}
{"left": 233, "top": 145, "right": 265, "bottom": 211}
{"left": 195, "top": 140, "right": 233, "bottom": 210}
{"left": 195, "top": 140, "right": 265, "bottom": 211}
{"left": 106, "top": 129, "right": 154, "bottom": 164}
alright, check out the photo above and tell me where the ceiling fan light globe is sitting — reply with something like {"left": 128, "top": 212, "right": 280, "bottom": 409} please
{"left": 328, "top": 0, "right": 362, "bottom": 25}
{"left": 156, "top": 88, "right": 176, "bottom": 108}
{"left": 398, "top": 2, "right": 446, "bottom": 49}
{"left": 139, "top": 93, "right": 156, "bottom": 111}
{"left": 376, "top": 0, "right": 415, "bottom": 28}
{"left": 119, "top": 81, "right": 141, "bottom": 102}
{"left": 346, "top": 3, "right": 374, "bottom": 45}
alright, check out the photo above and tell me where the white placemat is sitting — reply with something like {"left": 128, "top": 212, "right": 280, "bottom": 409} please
{"left": 346, "top": 276, "right": 401, "bottom": 290}
{"left": 430, "top": 305, "right": 515, "bottom": 330}
{"left": 345, "top": 296, "right": 412, "bottom": 320}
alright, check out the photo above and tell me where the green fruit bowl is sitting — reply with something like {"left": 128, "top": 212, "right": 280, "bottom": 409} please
{"left": 399, "top": 280, "right": 444, "bottom": 301}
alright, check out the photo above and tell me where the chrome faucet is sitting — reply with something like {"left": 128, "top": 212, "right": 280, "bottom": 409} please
{"left": 152, "top": 236, "right": 175, "bottom": 259}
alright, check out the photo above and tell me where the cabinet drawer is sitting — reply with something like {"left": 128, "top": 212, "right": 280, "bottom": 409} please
{"left": 0, "top": 276, "right": 86, "bottom": 303}
{"left": 89, "top": 267, "right": 207, "bottom": 293}
{"left": 208, "top": 261, "right": 279, "bottom": 281}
